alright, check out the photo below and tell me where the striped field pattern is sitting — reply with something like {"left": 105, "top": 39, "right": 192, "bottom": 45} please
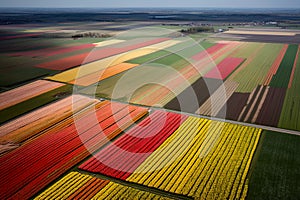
{"left": 70, "top": 62, "right": 139, "bottom": 86}
{"left": 0, "top": 95, "right": 97, "bottom": 145}
{"left": 204, "top": 57, "right": 245, "bottom": 80}
{"left": 126, "top": 117, "right": 261, "bottom": 199}
{"left": 46, "top": 39, "right": 179, "bottom": 83}
{"left": 34, "top": 172, "right": 172, "bottom": 200}
{"left": 0, "top": 101, "right": 147, "bottom": 199}
{"left": 0, "top": 80, "right": 64, "bottom": 110}
{"left": 79, "top": 110, "right": 188, "bottom": 179}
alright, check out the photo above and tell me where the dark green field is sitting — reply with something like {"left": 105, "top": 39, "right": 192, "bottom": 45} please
{"left": 247, "top": 130, "right": 300, "bottom": 200}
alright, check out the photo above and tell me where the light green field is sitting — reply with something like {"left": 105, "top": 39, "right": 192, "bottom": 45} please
{"left": 230, "top": 43, "right": 283, "bottom": 92}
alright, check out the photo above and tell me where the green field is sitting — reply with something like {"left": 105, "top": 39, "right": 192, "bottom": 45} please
{"left": 279, "top": 49, "right": 300, "bottom": 131}
{"left": 231, "top": 43, "right": 283, "bottom": 92}
{"left": 128, "top": 40, "right": 215, "bottom": 65}
{"left": 79, "top": 63, "right": 185, "bottom": 100}
{"left": 247, "top": 130, "right": 300, "bottom": 200}
{"left": 231, "top": 42, "right": 264, "bottom": 58}
{"left": 0, "top": 65, "right": 55, "bottom": 87}
{"left": 270, "top": 44, "right": 298, "bottom": 88}
{"left": 0, "top": 35, "right": 106, "bottom": 88}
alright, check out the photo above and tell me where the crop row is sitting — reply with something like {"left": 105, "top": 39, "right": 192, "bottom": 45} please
{"left": 0, "top": 80, "right": 64, "bottom": 110}
{"left": 204, "top": 57, "right": 245, "bottom": 80}
{"left": 263, "top": 44, "right": 288, "bottom": 85}
{"left": 230, "top": 43, "right": 283, "bottom": 92}
{"left": 225, "top": 43, "right": 265, "bottom": 83}
{"left": 0, "top": 101, "right": 147, "bottom": 199}
{"left": 93, "top": 39, "right": 124, "bottom": 47}
{"left": 40, "top": 37, "right": 169, "bottom": 71}
{"left": 47, "top": 39, "right": 179, "bottom": 83}
{"left": 80, "top": 110, "right": 188, "bottom": 179}
{"left": 80, "top": 41, "right": 241, "bottom": 109}
{"left": 126, "top": 117, "right": 261, "bottom": 199}
{"left": 196, "top": 79, "right": 239, "bottom": 116}
{"left": 238, "top": 85, "right": 270, "bottom": 123}
{"left": 127, "top": 50, "right": 170, "bottom": 64}
{"left": 136, "top": 43, "right": 241, "bottom": 110}
{"left": 209, "top": 41, "right": 242, "bottom": 65}
{"left": 129, "top": 56, "right": 243, "bottom": 108}
{"left": 191, "top": 43, "right": 227, "bottom": 61}
{"left": 279, "top": 45, "right": 300, "bottom": 131}
{"left": 130, "top": 64, "right": 201, "bottom": 106}
{"left": 229, "top": 84, "right": 287, "bottom": 127}
{"left": 70, "top": 62, "right": 139, "bottom": 86}
{"left": 255, "top": 87, "right": 287, "bottom": 127}
{"left": 216, "top": 92, "right": 250, "bottom": 121}
{"left": 164, "top": 77, "right": 223, "bottom": 113}
{"left": 35, "top": 172, "right": 171, "bottom": 199}
{"left": 270, "top": 44, "right": 298, "bottom": 88}
{"left": 127, "top": 42, "right": 231, "bottom": 106}
{"left": 0, "top": 84, "right": 73, "bottom": 124}
{"left": 12, "top": 43, "right": 95, "bottom": 58}
{"left": 0, "top": 95, "right": 98, "bottom": 146}
{"left": 191, "top": 42, "right": 242, "bottom": 76}
{"left": 246, "top": 131, "right": 300, "bottom": 199}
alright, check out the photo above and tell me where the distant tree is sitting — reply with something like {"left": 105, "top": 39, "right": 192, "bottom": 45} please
{"left": 72, "top": 32, "right": 112, "bottom": 39}
{"left": 180, "top": 26, "right": 214, "bottom": 33}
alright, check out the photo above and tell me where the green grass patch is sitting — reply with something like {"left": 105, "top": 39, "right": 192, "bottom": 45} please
{"left": 0, "top": 85, "right": 73, "bottom": 124}
{"left": 247, "top": 130, "right": 300, "bottom": 200}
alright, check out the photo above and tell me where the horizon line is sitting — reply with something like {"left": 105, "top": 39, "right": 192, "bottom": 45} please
{"left": 1, "top": 6, "right": 300, "bottom": 9}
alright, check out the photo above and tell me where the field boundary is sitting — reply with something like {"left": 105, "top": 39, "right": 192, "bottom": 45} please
{"left": 80, "top": 94, "right": 300, "bottom": 136}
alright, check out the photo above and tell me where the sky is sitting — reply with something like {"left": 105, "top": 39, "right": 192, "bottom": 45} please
{"left": 1, "top": 0, "right": 300, "bottom": 8}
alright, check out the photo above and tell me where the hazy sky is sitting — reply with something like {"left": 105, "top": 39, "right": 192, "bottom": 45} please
{"left": 1, "top": 0, "right": 300, "bottom": 8}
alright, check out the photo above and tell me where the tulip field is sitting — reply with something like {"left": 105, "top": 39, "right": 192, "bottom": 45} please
{"left": 126, "top": 118, "right": 261, "bottom": 199}
{"left": 203, "top": 57, "right": 245, "bottom": 80}
{"left": 0, "top": 80, "right": 64, "bottom": 110}
{"left": 72, "top": 37, "right": 300, "bottom": 131}
{"left": 79, "top": 111, "right": 188, "bottom": 179}
{"left": 35, "top": 172, "right": 172, "bottom": 199}
{"left": 79, "top": 116, "right": 261, "bottom": 199}
{"left": 0, "top": 98, "right": 147, "bottom": 199}
{"left": 0, "top": 26, "right": 299, "bottom": 199}
{"left": 38, "top": 38, "right": 171, "bottom": 71}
